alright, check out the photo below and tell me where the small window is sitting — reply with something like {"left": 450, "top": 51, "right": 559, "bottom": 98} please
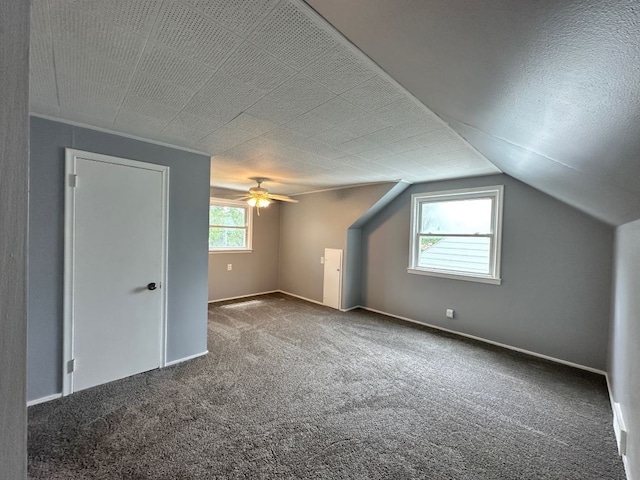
{"left": 408, "top": 186, "right": 503, "bottom": 284}
{"left": 209, "top": 198, "right": 252, "bottom": 253}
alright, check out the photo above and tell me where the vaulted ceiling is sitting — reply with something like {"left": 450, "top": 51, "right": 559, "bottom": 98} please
{"left": 29, "top": 0, "right": 640, "bottom": 225}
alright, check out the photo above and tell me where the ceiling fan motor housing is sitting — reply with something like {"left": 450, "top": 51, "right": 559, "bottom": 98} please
{"left": 249, "top": 186, "right": 268, "bottom": 195}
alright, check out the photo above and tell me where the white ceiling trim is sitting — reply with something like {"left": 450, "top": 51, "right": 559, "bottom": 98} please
{"left": 31, "top": 113, "right": 211, "bottom": 157}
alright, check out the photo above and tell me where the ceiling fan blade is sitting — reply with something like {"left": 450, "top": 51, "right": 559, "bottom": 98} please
{"left": 268, "top": 194, "right": 299, "bottom": 203}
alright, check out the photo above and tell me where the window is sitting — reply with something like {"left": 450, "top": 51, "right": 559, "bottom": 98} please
{"left": 209, "top": 198, "right": 252, "bottom": 252}
{"left": 408, "top": 186, "right": 503, "bottom": 284}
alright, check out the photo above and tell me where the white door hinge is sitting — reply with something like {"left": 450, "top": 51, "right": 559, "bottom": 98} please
{"left": 69, "top": 174, "right": 78, "bottom": 188}
{"left": 67, "top": 359, "right": 76, "bottom": 373}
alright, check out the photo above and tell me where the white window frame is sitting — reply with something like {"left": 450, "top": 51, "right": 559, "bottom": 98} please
{"left": 209, "top": 198, "right": 253, "bottom": 254}
{"left": 408, "top": 185, "right": 504, "bottom": 285}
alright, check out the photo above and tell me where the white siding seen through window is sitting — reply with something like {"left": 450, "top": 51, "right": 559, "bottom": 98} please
{"left": 408, "top": 186, "right": 503, "bottom": 284}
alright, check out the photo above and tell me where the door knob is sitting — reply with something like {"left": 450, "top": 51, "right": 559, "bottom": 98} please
{"left": 147, "top": 282, "right": 157, "bottom": 291}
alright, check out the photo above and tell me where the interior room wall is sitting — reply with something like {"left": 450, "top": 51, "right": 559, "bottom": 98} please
{"left": 361, "top": 174, "right": 614, "bottom": 370}
{"left": 609, "top": 217, "right": 640, "bottom": 479}
{"left": 344, "top": 228, "right": 362, "bottom": 309}
{"left": 278, "top": 183, "right": 396, "bottom": 307}
{"left": 208, "top": 187, "right": 280, "bottom": 302}
{"left": 28, "top": 117, "right": 211, "bottom": 403}
{"left": 0, "top": 0, "right": 29, "bottom": 476}
{"left": 344, "top": 181, "right": 411, "bottom": 310}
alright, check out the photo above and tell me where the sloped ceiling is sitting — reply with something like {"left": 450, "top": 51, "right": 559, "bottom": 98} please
{"left": 29, "top": 0, "right": 499, "bottom": 196}
{"left": 304, "top": 0, "right": 640, "bottom": 226}
{"left": 29, "top": 0, "right": 640, "bottom": 225}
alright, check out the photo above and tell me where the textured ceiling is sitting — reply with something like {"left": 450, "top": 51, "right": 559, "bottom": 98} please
{"left": 29, "top": 0, "right": 499, "bottom": 195}
{"left": 304, "top": 0, "right": 640, "bottom": 226}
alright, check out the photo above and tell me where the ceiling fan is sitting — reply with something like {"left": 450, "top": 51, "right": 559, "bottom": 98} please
{"left": 238, "top": 178, "right": 299, "bottom": 215}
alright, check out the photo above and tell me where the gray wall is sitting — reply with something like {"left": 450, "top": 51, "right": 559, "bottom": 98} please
{"left": 278, "top": 183, "right": 395, "bottom": 306}
{"left": 208, "top": 188, "right": 280, "bottom": 302}
{"left": 362, "top": 174, "right": 613, "bottom": 370}
{"left": 28, "top": 117, "right": 211, "bottom": 402}
{"left": 609, "top": 218, "right": 640, "bottom": 479}
{"left": 0, "top": 0, "right": 29, "bottom": 476}
{"left": 344, "top": 229, "right": 362, "bottom": 309}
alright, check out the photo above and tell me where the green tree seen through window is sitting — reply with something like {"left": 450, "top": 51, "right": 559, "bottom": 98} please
{"left": 209, "top": 205, "right": 247, "bottom": 249}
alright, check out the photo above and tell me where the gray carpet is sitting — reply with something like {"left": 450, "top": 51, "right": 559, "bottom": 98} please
{"left": 28, "top": 293, "right": 625, "bottom": 479}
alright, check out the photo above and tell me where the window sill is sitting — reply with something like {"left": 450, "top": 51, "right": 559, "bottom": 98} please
{"left": 407, "top": 268, "right": 501, "bottom": 285}
{"left": 209, "top": 249, "right": 253, "bottom": 254}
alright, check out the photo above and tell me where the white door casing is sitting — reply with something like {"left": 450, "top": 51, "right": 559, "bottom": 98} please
{"left": 323, "top": 248, "right": 343, "bottom": 310}
{"left": 63, "top": 149, "right": 169, "bottom": 395}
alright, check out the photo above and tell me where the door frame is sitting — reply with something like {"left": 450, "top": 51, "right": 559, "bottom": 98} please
{"left": 62, "top": 148, "right": 170, "bottom": 396}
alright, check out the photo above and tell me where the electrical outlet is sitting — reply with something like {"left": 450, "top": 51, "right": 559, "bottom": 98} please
{"left": 227, "top": 264, "right": 232, "bottom": 271}
{"left": 446, "top": 308, "right": 454, "bottom": 319}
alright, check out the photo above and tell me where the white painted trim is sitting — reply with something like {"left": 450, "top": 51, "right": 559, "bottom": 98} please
{"left": 278, "top": 290, "right": 325, "bottom": 307}
{"left": 606, "top": 374, "right": 633, "bottom": 480}
{"left": 360, "top": 306, "right": 606, "bottom": 375}
{"left": 209, "top": 250, "right": 253, "bottom": 254}
{"left": 160, "top": 166, "right": 170, "bottom": 369}
{"left": 341, "top": 305, "right": 361, "bottom": 312}
{"left": 63, "top": 148, "right": 170, "bottom": 396}
{"left": 407, "top": 267, "right": 502, "bottom": 285}
{"left": 210, "top": 290, "right": 358, "bottom": 306}
{"left": 209, "top": 197, "right": 253, "bottom": 252}
{"left": 165, "top": 350, "right": 208, "bottom": 366}
{"left": 63, "top": 151, "right": 75, "bottom": 396}
{"left": 289, "top": 180, "right": 403, "bottom": 197}
{"left": 606, "top": 373, "right": 616, "bottom": 412}
{"left": 408, "top": 185, "right": 504, "bottom": 286}
{"left": 623, "top": 456, "right": 633, "bottom": 480}
{"left": 208, "top": 290, "right": 279, "bottom": 303}
{"left": 27, "top": 393, "right": 63, "bottom": 407}
{"left": 30, "top": 113, "right": 210, "bottom": 157}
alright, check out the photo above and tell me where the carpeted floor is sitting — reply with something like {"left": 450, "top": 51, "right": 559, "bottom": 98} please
{"left": 28, "top": 293, "right": 625, "bottom": 479}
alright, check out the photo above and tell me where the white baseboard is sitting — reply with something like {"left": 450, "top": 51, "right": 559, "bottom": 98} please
{"left": 605, "top": 373, "right": 615, "bottom": 410}
{"left": 211, "top": 290, "right": 356, "bottom": 313}
{"left": 360, "top": 306, "right": 606, "bottom": 376}
{"left": 26, "top": 352, "right": 210, "bottom": 405}
{"left": 208, "top": 290, "right": 279, "bottom": 303}
{"left": 165, "top": 350, "right": 208, "bottom": 367}
{"left": 341, "top": 305, "right": 361, "bottom": 312}
{"left": 278, "top": 290, "right": 326, "bottom": 307}
{"left": 606, "top": 374, "right": 633, "bottom": 480}
{"left": 27, "top": 393, "right": 62, "bottom": 407}
{"left": 279, "top": 290, "right": 359, "bottom": 312}
{"left": 623, "top": 456, "right": 633, "bottom": 480}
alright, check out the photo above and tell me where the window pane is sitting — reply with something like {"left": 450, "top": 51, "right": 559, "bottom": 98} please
{"left": 209, "top": 227, "right": 246, "bottom": 249}
{"left": 209, "top": 205, "right": 245, "bottom": 227}
{"left": 418, "top": 235, "right": 490, "bottom": 275}
{"left": 420, "top": 198, "right": 492, "bottom": 234}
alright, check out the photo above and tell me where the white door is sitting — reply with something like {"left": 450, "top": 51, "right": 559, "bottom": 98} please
{"left": 63, "top": 149, "right": 169, "bottom": 394}
{"left": 323, "top": 248, "right": 342, "bottom": 310}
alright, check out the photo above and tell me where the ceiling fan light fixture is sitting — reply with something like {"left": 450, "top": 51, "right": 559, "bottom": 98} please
{"left": 240, "top": 179, "right": 297, "bottom": 215}
{"left": 247, "top": 197, "right": 271, "bottom": 208}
